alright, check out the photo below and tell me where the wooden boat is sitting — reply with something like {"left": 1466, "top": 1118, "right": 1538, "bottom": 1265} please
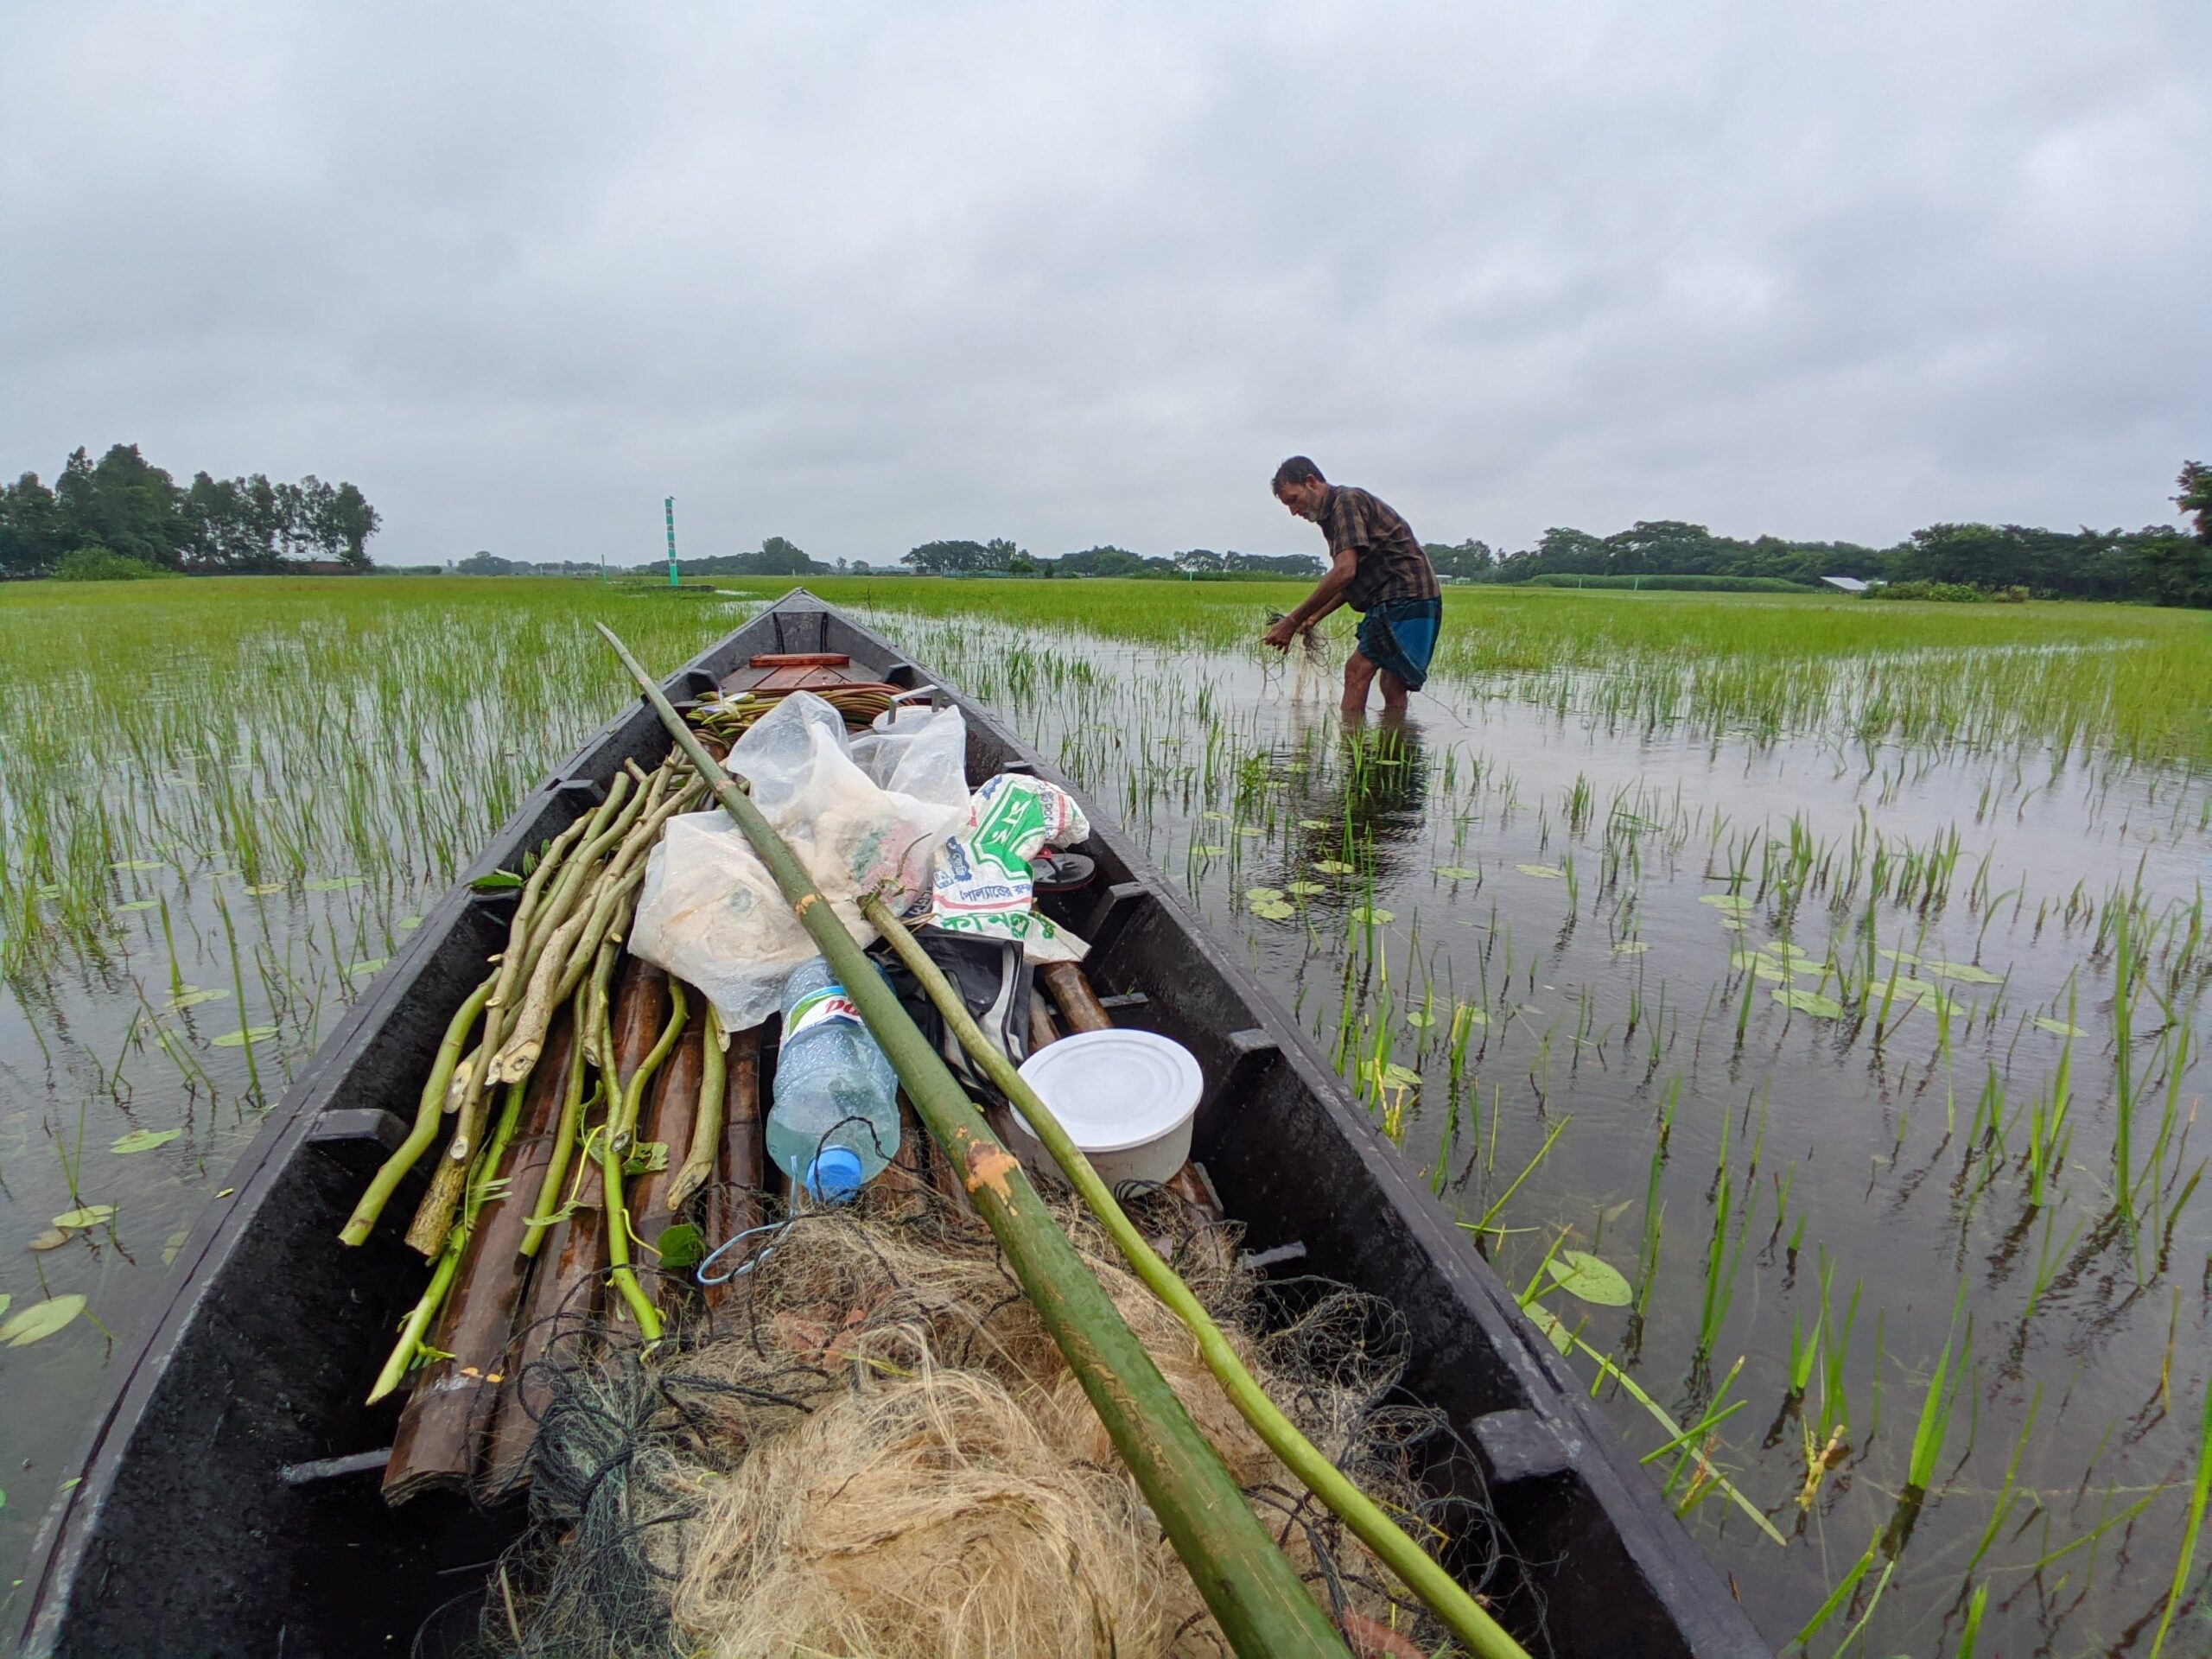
{"left": 18, "top": 592, "right": 1767, "bottom": 1658}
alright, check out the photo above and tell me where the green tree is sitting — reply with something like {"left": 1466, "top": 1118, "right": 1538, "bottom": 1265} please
{"left": 903, "top": 538, "right": 995, "bottom": 574}
{"left": 1421, "top": 538, "right": 1493, "bottom": 581}
{"left": 1056, "top": 544, "right": 1152, "bottom": 577}
{"left": 2177, "top": 461, "right": 2211, "bottom": 542}
{"left": 0, "top": 472, "right": 68, "bottom": 578}
{"left": 56, "top": 444, "right": 190, "bottom": 568}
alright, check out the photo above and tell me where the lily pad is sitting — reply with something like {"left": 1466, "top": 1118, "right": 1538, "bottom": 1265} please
{"left": 1516, "top": 864, "right": 1561, "bottom": 880}
{"left": 1243, "top": 887, "right": 1285, "bottom": 904}
{"left": 1546, "top": 1249, "right": 1633, "bottom": 1307}
{"left": 111, "top": 860, "right": 165, "bottom": 873}
{"left": 1406, "top": 1009, "right": 1437, "bottom": 1029}
{"left": 2, "top": 1294, "right": 86, "bottom": 1347}
{"left": 1731, "top": 951, "right": 1789, "bottom": 982}
{"left": 243, "top": 881, "right": 285, "bottom": 896}
{"left": 164, "top": 987, "right": 229, "bottom": 1012}
{"left": 1878, "top": 948, "right": 1922, "bottom": 965}
{"left": 2034, "top": 1016, "right": 2089, "bottom": 1038}
{"left": 212, "top": 1024, "right": 279, "bottom": 1048}
{"left": 1760, "top": 941, "right": 1815, "bottom": 963}
{"left": 1455, "top": 1004, "right": 1489, "bottom": 1027}
{"left": 1717, "top": 918, "right": 1746, "bottom": 932}
{"left": 1771, "top": 988, "right": 1845, "bottom": 1018}
{"left": 397, "top": 916, "right": 423, "bottom": 931}
{"left": 346, "top": 957, "right": 390, "bottom": 978}
{"left": 1236, "top": 825, "right": 1264, "bottom": 837}
{"left": 304, "top": 876, "right": 364, "bottom": 893}
{"left": 1285, "top": 880, "right": 1326, "bottom": 896}
{"left": 1199, "top": 810, "right": 1232, "bottom": 821}
{"left": 114, "top": 899, "right": 161, "bottom": 914}
{"left": 1349, "top": 906, "right": 1395, "bottom": 925}
{"left": 1249, "top": 899, "right": 1297, "bottom": 922}
{"left": 1297, "top": 818, "right": 1332, "bottom": 830}
{"left": 54, "top": 1205, "right": 118, "bottom": 1230}
{"left": 1923, "top": 960, "right": 2003, "bottom": 985}
{"left": 162, "top": 1228, "right": 189, "bottom": 1266}
{"left": 1699, "top": 893, "right": 1754, "bottom": 912}
{"left": 1190, "top": 844, "right": 1228, "bottom": 857}
{"left": 1611, "top": 941, "right": 1650, "bottom": 956}
{"left": 1313, "top": 859, "right": 1357, "bottom": 875}
{"left": 28, "top": 1230, "right": 69, "bottom": 1252}
{"left": 111, "top": 1128, "right": 183, "bottom": 1155}
{"left": 1369, "top": 1061, "right": 1421, "bottom": 1090}
{"left": 1434, "top": 866, "right": 1480, "bottom": 880}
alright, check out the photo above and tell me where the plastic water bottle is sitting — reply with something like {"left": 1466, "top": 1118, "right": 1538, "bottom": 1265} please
{"left": 766, "top": 957, "right": 900, "bottom": 1201}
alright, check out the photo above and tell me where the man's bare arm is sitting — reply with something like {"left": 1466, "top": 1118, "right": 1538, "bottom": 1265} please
{"left": 1263, "top": 549, "right": 1359, "bottom": 649}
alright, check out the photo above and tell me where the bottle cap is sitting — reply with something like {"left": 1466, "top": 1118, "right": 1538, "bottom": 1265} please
{"left": 804, "top": 1146, "right": 866, "bottom": 1202}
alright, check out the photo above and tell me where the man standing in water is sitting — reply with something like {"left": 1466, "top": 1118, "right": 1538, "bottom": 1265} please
{"left": 1261, "top": 457, "right": 1443, "bottom": 717}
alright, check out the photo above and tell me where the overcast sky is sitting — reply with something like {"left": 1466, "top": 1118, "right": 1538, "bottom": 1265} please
{"left": 3, "top": 2, "right": 2206, "bottom": 566}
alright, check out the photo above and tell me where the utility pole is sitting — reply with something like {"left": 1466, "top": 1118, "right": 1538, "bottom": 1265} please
{"left": 664, "top": 496, "right": 679, "bottom": 589}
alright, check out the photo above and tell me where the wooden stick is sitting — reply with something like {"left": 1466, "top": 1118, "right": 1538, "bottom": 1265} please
{"left": 1039, "top": 960, "right": 1112, "bottom": 1032}
{"left": 701, "top": 1023, "right": 763, "bottom": 1313}
{"left": 382, "top": 1019, "right": 575, "bottom": 1503}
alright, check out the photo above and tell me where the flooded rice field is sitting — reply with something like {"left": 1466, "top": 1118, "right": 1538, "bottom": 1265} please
{"left": 1, "top": 576, "right": 2206, "bottom": 1654}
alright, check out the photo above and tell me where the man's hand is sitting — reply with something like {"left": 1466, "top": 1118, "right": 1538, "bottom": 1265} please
{"left": 1262, "top": 615, "right": 1300, "bottom": 652}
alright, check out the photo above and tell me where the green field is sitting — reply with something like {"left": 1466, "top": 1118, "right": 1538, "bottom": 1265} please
{"left": 3, "top": 574, "right": 2209, "bottom": 1654}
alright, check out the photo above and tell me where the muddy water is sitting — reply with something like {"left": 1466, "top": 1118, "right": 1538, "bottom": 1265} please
{"left": 871, "top": 613, "right": 2212, "bottom": 1656}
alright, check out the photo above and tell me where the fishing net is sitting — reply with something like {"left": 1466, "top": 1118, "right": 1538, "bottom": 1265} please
{"left": 476, "top": 1183, "right": 1525, "bottom": 1659}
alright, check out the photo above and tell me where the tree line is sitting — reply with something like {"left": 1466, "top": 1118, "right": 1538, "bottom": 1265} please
{"left": 1443, "top": 463, "right": 2211, "bottom": 607}
{"left": 0, "top": 443, "right": 382, "bottom": 579}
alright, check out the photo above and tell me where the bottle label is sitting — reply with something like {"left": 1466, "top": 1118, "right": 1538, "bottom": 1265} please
{"left": 787, "top": 984, "right": 862, "bottom": 1039}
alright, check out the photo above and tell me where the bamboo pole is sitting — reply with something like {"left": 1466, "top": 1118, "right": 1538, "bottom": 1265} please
{"left": 597, "top": 622, "right": 1352, "bottom": 1659}
{"left": 862, "top": 899, "right": 1532, "bottom": 1659}
{"left": 340, "top": 976, "right": 495, "bottom": 1246}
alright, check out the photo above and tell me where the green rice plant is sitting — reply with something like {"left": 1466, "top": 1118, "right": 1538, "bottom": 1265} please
{"left": 2148, "top": 1345, "right": 2212, "bottom": 1657}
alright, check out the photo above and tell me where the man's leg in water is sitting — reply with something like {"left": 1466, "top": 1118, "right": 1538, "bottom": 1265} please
{"left": 1340, "top": 650, "right": 1378, "bottom": 715}
{"left": 1376, "top": 667, "right": 1409, "bottom": 715}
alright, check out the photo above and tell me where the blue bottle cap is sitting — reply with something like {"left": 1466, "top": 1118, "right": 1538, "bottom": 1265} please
{"left": 804, "top": 1146, "right": 867, "bottom": 1202}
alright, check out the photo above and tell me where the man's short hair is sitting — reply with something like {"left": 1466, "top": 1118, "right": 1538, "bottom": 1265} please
{"left": 1272, "top": 455, "right": 1325, "bottom": 493}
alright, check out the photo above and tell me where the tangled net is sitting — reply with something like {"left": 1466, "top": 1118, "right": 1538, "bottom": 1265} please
{"left": 479, "top": 1183, "right": 1526, "bottom": 1659}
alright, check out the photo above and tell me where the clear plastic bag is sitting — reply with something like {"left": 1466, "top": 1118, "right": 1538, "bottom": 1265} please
{"left": 628, "top": 694, "right": 969, "bottom": 1031}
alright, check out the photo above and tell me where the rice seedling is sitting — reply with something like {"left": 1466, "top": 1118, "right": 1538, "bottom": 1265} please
{"left": 4, "top": 574, "right": 2208, "bottom": 1654}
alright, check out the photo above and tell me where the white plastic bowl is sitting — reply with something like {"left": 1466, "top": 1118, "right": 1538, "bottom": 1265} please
{"left": 1010, "top": 1029, "right": 1204, "bottom": 1188}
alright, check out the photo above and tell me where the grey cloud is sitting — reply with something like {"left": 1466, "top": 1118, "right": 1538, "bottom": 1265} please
{"left": 3, "top": 1, "right": 2204, "bottom": 566}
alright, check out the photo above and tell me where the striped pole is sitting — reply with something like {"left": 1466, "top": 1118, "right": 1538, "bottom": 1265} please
{"left": 664, "top": 496, "right": 678, "bottom": 588}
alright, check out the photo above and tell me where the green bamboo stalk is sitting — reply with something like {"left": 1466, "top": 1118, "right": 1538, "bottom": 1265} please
{"left": 865, "top": 896, "right": 1531, "bottom": 1659}
{"left": 340, "top": 976, "right": 495, "bottom": 1246}
{"left": 613, "top": 977, "right": 687, "bottom": 1154}
{"left": 598, "top": 622, "right": 1353, "bottom": 1659}
{"left": 668, "top": 1002, "right": 727, "bottom": 1213}
{"left": 519, "top": 992, "right": 592, "bottom": 1259}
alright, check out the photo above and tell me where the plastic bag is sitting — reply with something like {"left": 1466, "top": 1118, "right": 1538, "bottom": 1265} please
{"left": 931, "top": 773, "right": 1091, "bottom": 963}
{"left": 628, "top": 694, "right": 969, "bottom": 1031}
{"left": 847, "top": 705, "right": 969, "bottom": 807}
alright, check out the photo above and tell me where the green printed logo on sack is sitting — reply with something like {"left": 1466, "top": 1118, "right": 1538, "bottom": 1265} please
{"left": 786, "top": 984, "right": 861, "bottom": 1037}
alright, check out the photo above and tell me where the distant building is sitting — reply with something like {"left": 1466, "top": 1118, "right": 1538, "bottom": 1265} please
{"left": 1821, "top": 575, "right": 1876, "bottom": 593}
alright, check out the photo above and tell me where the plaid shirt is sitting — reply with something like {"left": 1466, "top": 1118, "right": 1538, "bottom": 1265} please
{"left": 1318, "top": 485, "right": 1440, "bottom": 611}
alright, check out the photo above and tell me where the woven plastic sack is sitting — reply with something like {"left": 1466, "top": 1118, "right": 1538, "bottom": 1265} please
{"left": 629, "top": 694, "right": 969, "bottom": 1031}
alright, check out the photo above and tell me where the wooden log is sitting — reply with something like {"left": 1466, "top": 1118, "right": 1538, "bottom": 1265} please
{"left": 702, "top": 1024, "right": 763, "bottom": 1313}
{"left": 1039, "top": 961, "right": 1112, "bottom": 1033}
{"left": 626, "top": 1011, "right": 702, "bottom": 1312}
{"left": 473, "top": 954, "right": 664, "bottom": 1492}
{"left": 1028, "top": 996, "right": 1061, "bottom": 1052}
{"left": 382, "top": 1020, "right": 574, "bottom": 1504}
